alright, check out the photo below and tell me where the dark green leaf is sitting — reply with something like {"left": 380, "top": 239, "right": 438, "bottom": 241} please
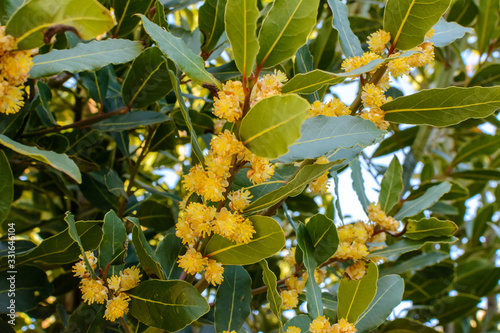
{"left": 382, "top": 318, "right": 440, "bottom": 333}
{"left": 432, "top": 294, "right": 480, "bottom": 324}
{"left": 136, "top": 199, "right": 175, "bottom": 232}
{"left": 475, "top": 0, "right": 499, "bottom": 54}
{"left": 327, "top": 0, "right": 363, "bottom": 58}
{"left": 113, "top": 0, "right": 152, "bottom": 37}
{"left": 155, "top": 233, "right": 185, "bottom": 280}
{"left": 128, "top": 217, "right": 165, "bottom": 279}
{"left": 379, "top": 157, "right": 403, "bottom": 214}
{"left": 450, "top": 169, "right": 500, "bottom": 180}
{"left": 0, "top": 151, "right": 13, "bottom": 225}
{"left": 368, "top": 237, "right": 457, "bottom": 259}
{"left": 99, "top": 210, "right": 126, "bottom": 268}
{"left": 283, "top": 314, "right": 312, "bottom": 333}
{"left": 305, "top": 214, "right": 339, "bottom": 265}
{"left": 394, "top": 182, "right": 451, "bottom": 220}
{"left": 93, "top": 111, "right": 168, "bottom": 132}
{"left": 452, "top": 134, "right": 500, "bottom": 166}
{"left": 259, "top": 260, "right": 282, "bottom": 324}
{"left": 199, "top": 0, "right": 227, "bottom": 52}
{"left": 468, "top": 63, "right": 500, "bottom": 87}
{"left": 65, "top": 302, "right": 106, "bottom": 333}
{"left": 381, "top": 251, "right": 449, "bottom": 276}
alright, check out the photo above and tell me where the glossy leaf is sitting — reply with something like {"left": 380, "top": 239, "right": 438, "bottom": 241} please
{"left": 383, "top": 87, "right": 500, "bottom": 126}
{"left": 30, "top": 39, "right": 142, "bottom": 78}
{"left": 306, "top": 214, "right": 339, "bottom": 265}
{"left": 0, "top": 134, "right": 81, "bottom": 183}
{"left": 257, "top": 0, "right": 320, "bottom": 68}
{"left": 296, "top": 224, "right": 323, "bottom": 318}
{"left": 243, "top": 161, "right": 339, "bottom": 214}
{"left": 65, "top": 302, "right": 106, "bottom": 332}
{"left": 279, "top": 115, "right": 385, "bottom": 163}
{"left": 214, "top": 266, "right": 252, "bottom": 333}
{"left": 394, "top": 182, "right": 451, "bottom": 220}
{"left": 99, "top": 210, "right": 126, "bottom": 268}
{"left": 113, "top": 0, "right": 151, "bottom": 37}
{"left": 0, "top": 0, "right": 23, "bottom": 25}
{"left": 355, "top": 275, "right": 404, "bottom": 332}
{"left": 136, "top": 199, "right": 175, "bottom": 232}
{"left": 283, "top": 314, "right": 312, "bottom": 333}
{"left": 383, "top": 0, "right": 452, "bottom": 50}
{"left": 327, "top": 0, "right": 363, "bottom": 58}
{"left": 338, "top": 261, "right": 378, "bottom": 323}
{"left": 240, "top": 94, "right": 309, "bottom": 159}
{"left": 379, "top": 157, "right": 403, "bottom": 214}
{"left": 350, "top": 158, "right": 369, "bottom": 211}
{"left": 383, "top": 319, "right": 440, "bottom": 333}
{"left": 203, "top": 216, "right": 285, "bottom": 265}
{"left": 0, "top": 151, "right": 13, "bottom": 225}
{"left": 259, "top": 260, "right": 283, "bottom": 324}
{"left": 93, "top": 111, "right": 169, "bottom": 131}
{"left": 155, "top": 233, "right": 185, "bottom": 280}
{"left": 140, "top": 15, "right": 220, "bottom": 87}
{"left": 5, "top": 0, "right": 114, "bottom": 50}
{"left": 64, "top": 212, "right": 95, "bottom": 276}
{"left": 128, "top": 217, "right": 165, "bottom": 279}
{"left": 225, "top": 0, "right": 260, "bottom": 77}
{"left": 153, "top": 0, "right": 168, "bottom": 29}
{"left": 199, "top": 0, "right": 227, "bottom": 52}
{"left": 475, "top": 0, "right": 499, "bottom": 54}
{"left": 468, "top": 63, "right": 500, "bottom": 87}
{"left": 122, "top": 47, "right": 173, "bottom": 108}
{"left": 129, "top": 280, "right": 210, "bottom": 331}
{"left": 282, "top": 70, "right": 345, "bottom": 95}
{"left": 430, "top": 18, "right": 473, "bottom": 47}
{"left": 381, "top": 251, "right": 449, "bottom": 276}
{"left": 368, "top": 236, "right": 457, "bottom": 259}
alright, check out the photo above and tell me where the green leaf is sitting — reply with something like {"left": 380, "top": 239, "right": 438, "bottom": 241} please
{"left": 214, "top": 266, "right": 252, "bottom": 333}
{"left": 128, "top": 280, "right": 210, "bottom": 331}
{"left": 5, "top": 0, "right": 114, "bottom": 50}
{"left": 452, "top": 134, "right": 500, "bottom": 166}
{"left": 65, "top": 303, "right": 105, "bottom": 333}
{"left": 350, "top": 158, "right": 369, "bottom": 211}
{"left": 225, "top": 0, "right": 260, "bottom": 77}
{"left": 0, "top": 265, "right": 52, "bottom": 312}
{"left": 243, "top": 161, "right": 339, "bottom": 214}
{"left": 139, "top": 15, "right": 220, "bottom": 88}
{"left": 0, "top": 151, "right": 13, "bottom": 225}
{"left": 0, "top": 134, "right": 81, "bottom": 183}
{"left": 239, "top": 94, "right": 309, "bottom": 159}
{"left": 355, "top": 275, "right": 404, "bottom": 332}
{"left": 0, "top": 0, "right": 23, "bottom": 25}
{"left": 2, "top": 221, "right": 103, "bottom": 266}
{"left": 405, "top": 217, "right": 457, "bottom": 240}
{"left": 30, "top": 39, "right": 142, "bottom": 78}
{"left": 92, "top": 111, "right": 169, "bottom": 132}
{"left": 283, "top": 314, "right": 312, "bottom": 333}
{"left": 306, "top": 214, "right": 339, "bottom": 265}
{"left": 383, "top": 86, "right": 500, "bottom": 126}
{"left": 338, "top": 261, "right": 378, "bottom": 323}
{"left": 35, "top": 81, "right": 58, "bottom": 127}
{"left": 168, "top": 70, "right": 206, "bottom": 165}
{"left": 372, "top": 126, "right": 418, "bottom": 158}
{"left": 136, "top": 199, "right": 175, "bottom": 232}
{"left": 382, "top": 319, "right": 440, "bottom": 333}
{"left": 199, "top": 0, "right": 227, "bottom": 52}
{"left": 128, "top": 217, "right": 165, "bottom": 279}
{"left": 450, "top": 169, "right": 500, "bottom": 180}
{"left": 383, "top": 0, "right": 452, "bottom": 50}
{"left": 471, "top": 203, "right": 495, "bottom": 247}
{"left": 296, "top": 224, "right": 323, "bottom": 318}
{"left": 153, "top": 0, "right": 168, "bottom": 29}
{"left": 309, "top": 16, "right": 338, "bottom": 71}
{"left": 381, "top": 251, "right": 449, "bottom": 276}
{"left": 203, "top": 216, "right": 285, "bottom": 265}
{"left": 394, "top": 182, "right": 451, "bottom": 220}
{"left": 256, "top": 0, "right": 320, "bottom": 68}
{"left": 278, "top": 115, "right": 385, "bottom": 163}
{"left": 326, "top": 0, "right": 363, "bottom": 58}
{"left": 64, "top": 212, "right": 96, "bottom": 277}
{"left": 282, "top": 70, "right": 345, "bottom": 95}
{"left": 155, "top": 233, "right": 185, "bottom": 280}
{"left": 432, "top": 294, "right": 480, "bottom": 324}
{"left": 122, "top": 47, "right": 173, "bottom": 108}
{"left": 475, "top": 0, "right": 499, "bottom": 54}
{"left": 379, "top": 157, "right": 403, "bottom": 214}
{"left": 259, "top": 260, "right": 283, "bottom": 324}
{"left": 99, "top": 210, "right": 126, "bottom": 268}
{"left": 430, "top": 18, "right": 473, "bottom": 47}
{"left": 468, "top": 63, "right": 500, "bottom": 87}
{"left": 113, "top": 0, "right": 152, "bottom": 37}
{"left": 368, "top": 237, "right": 457, "bottom": 259}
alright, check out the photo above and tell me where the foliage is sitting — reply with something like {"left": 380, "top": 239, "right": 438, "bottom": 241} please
{"left": 0, "top": 0, "right": 499, "bottom": 332}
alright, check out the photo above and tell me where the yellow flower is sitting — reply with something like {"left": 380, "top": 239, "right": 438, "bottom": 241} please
{"left": 201, "top": 173, "right": 228, "bottom": 202}
{"left": 80, "top": 278, "right": 108, "bottom": 304}
{"left": 345, "top": 261, "right": 367, "bottom": 280}
{"left": 182, "top": 165, "right": 208, "bottom": 195}
{"left": 0, "top": 27, "right": 17, "bottom": 55}
{"left": 222, "top": 80, "right": 245, "bottom": 102}
{"left": 206, "top": 151, "right": 233, "bottom": 179}
{"left": 388, "top": 55, "right": 412, "bottom": 78}
{"left": 210, "top": 130, "right": 244, "bottom": 157}
{"left": 341, "top": 52, "right": 382, "bottom": 74}
{"left": 285, "top": 247, "right": 297, "bottom": 266}
{"left": 333, "top": 318, "right": 357, "bottom": 333}
{"left": 228, "top": 189, "right": 253, "bottom": 211}
{"left": 72, "top": 251, "right": 98, "bottom": 278}
{"left": 408, "top": 42, "right": 435, "bottom": 68}
{"left": 214, "top": 119, "right": 226, "bottom": 134}
{"left": 361, "top": 83, "right": 387, "bottom": 109}
{"left": 212, "top": 208, "right": 243, "bottom": 239}
{"left": 120, "top": 266, "right": 142, "bottom": 291}
{"left": 0, "top": 83, "right": 24, "bottom": 115}
{"left": 0, "top": 50, "right": 33, "bottom": 86}
{"left": 285, "top": 275, "right": 307, "bottom": 293}
{"left": 104, "top": 293, "right": 130, "bottom": 321}
{"left": 337, "top": 221, "right": 373, "bottom": 243}
{"left": 367, "top": 30, "right": 391, "bottom": 54}
{"left": 213, "top": 91, "right": 242, "bottom": 122}
{"left": 178, "top": 247, "right": 207, "bottom": 275}
{"left": 314, "top": 268, "right": 326, "bottom": 284}
{"left": 334, "top": 241, "right": 369, "bottom": 260}
{"left": 250, "top": 70, "right": 286, "bottom": 105}
{"left": 367, "top": 203, "right": 400, "bottom": 231}
{"left": 425, "top": 28, "right": 435, "bottom": 40}
{"left": 310, "top": 315, "right": 331, "bottom": 333}
{"left": 107, "top": 275, "right": 122, "bottom": 292}
{"left": 307, "top": 99, "right": 351, "bottom": 118}
{"left": 309, "top": 171, "right": 330, "bottom": 194}
{"left": 361, "top": 108, "right": 390, "bottom": 130}
{"left": 233, "top": 218, "right": 256, "bottom": 244}
{"left": 205, "top": 259, "right": 224, "bottom": 285}
{"left": 281, "top": 289, "right": 299, "bottom": 309}
{"left": 245, "top": 151, "right": 275, "bottom": 184}
{"left": 286, "top": 326, "right": 302, "bottom": 333}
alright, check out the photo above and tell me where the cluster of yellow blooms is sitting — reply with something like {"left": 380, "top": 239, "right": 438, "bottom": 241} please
{"left": 307, "top": 98, "right": 351, "bottom": 118}
{"left": 309, "top": 156, "right": 331, "bottom": 194}
{"left": 177, "top": 72, "right": 288, "bottom": 285}
{"left": 284, "top": 315, "right": 356, "bottom": 333}
{"left": 342, "top": 29, "right": 435, "bottom": 130}
{"left": 0, "top": 27, "right": 33, "bottom": 115}
{"left": 366, "top": 202, "right": 400, "bottom": 232}
{"left": 72, "top": 252, "right": 142, "bottom": 321}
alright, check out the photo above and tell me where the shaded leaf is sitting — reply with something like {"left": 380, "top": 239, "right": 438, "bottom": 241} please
{"left": 128, "top": 217, "right": 165, "bottom": 279}
{"left": 475, "top": 0, "right": 499, "bottom": 54}
{"left": 368, "top": 237, "right": 457, "bottom": 259}
{"left": 92, "top": 111, "right": 169, "bottom": 132}
{"left": 468, "top": 63, "right": 500, "bottom": 87}
{"left": 432, "top": 294, "right": 480, "bottom": 324}
{"left": 394, "top": 182, "right": 451, "bottom": 220}
{"left": 99, "top": 210, "right": 126, "bottom": 268}
{"left": 379, "top": 157, "right": 403, "bottom": 214}
{"left": 350, "top": 158, "right": 369, "bottom": 211}
{"left": 327, "top": 0, "right": 363, "bottom": 58}
{"left": 306, "top": 214, "right": 339, "bottom": 265}
{"left": 259, "top": 260, "right": 283, "bottom": 324}
{"left": 381, "top": 251, "right": 449, "bottom": 276}
{"left": 155, "top": 233, "right": 185, "bottom": 280}
{"left": 0, "top": 151, "right": 13, "bottom": 225}
{"left": 199, "top": 0, "right": 227, "bottom": 52}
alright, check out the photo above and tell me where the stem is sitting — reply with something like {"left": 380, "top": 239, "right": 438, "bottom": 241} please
{"left": 22, "top": 106, "right": 129, "bottom": 138}
{"left": 120, "top": 317, "right": 132, "bottom": 333}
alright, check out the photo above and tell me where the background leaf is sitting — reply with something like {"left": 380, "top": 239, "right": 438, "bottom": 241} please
{"left": 394, "top": 182, "right": 451, "bottom": 220}
{"left": 327, "top": 0, "right": 363, "bottom": 58}
{"left": 199, "top": 0, "right": 227, "bottom": 52}
{"left": 379, "top": 156, "right": 403, "bottom": 214}
{"left": 259, "top": 260, "right": 283, "bottom": 324}
{"left": 430, "top": 18, "right": 473, "bottom": 47}
{"left": 99, "top": 210, "right": 126, "bottom": 268}
{"left": 0, "top": 151, "right": 13, "bottom": 225}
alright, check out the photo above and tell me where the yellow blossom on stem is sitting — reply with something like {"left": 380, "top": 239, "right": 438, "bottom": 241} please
{"left": 201, "top": 173, "right": 228, "bottom": 202}
{"left": 310, "top": 315, "right": 331, "bottom": 333}
{"left": 80, "top": 278, "right": 108, "bottom": 304}
{"left": 104, "top": 293, "right": 131, "bottom": 321}
{"left": 361, "top": 83, "right": 387, "bottom": 109}
{"left": 285, "top": 247, "right": 297, "bottom": 266}
{"left": 213, "top": 91, "right": 242, "bottom": 122}
{"left": 281, "top": 289, "right": 299, "bottom": 309}
{"left": 233, "top": 218, "right": 256, "bottom": 244}
{"left": 205, "top": 259, "right": 224, "bottom": 285}
{"left": 0, "top": 27, "right": 16, "bottom": 55}
{"left": 285, "top": 275, "right": 307, "bottom": 293}
{"left": 246, "top": 151, "right": 275, "bottom": 184}
{"left": 367, "top": 29, "right": 391, "bottom": 54}
{"left": 286, "top": 327, "right": 302, "bottom": 333}
{"left": 334, "top": 241, "right": 369, "bottom": 260}
{"left": 182, "top": 165, "right": 207, "bottom": 195}
{"left": 120, "top": 266, "right": 142, "bottom": 291}
{"left": 361, "top": 108, "right": 390, "bottom": 130}
{"left": 367, "top": 203, "right": 400, "bottom": 231}
{"left": 345, "top": 261, "right": 367, "bottom": 280}
{"left": 341, "top": 52, "right": 382, "bottom": 75}
{"left": 315, "top": 268, "right": 326, "bottom": 284}
{"left": 107, "top": 275, "right": 121, "bottom": 292}
{"left": 228, "top": 188, "right": 253, "bottom": 211}
{"left": 210, "top": 130, "right": 244, "bottom": 157}
{"left": 178, "top": 247, "right": 207, "bottom": 275}
{"left": 72, "top": 251, "right": 98, "bottom": 278}
{"left": 0, "top": 50, "right": 33, "bottom": 85}
{"left": 0, "top": 83, "right": 24, "bottom": 115}
{"left": 333, "top": 318, "right": 357, "bottom": 333}
{"left": 206, "top": 151, "right": 233, "bottom": 179}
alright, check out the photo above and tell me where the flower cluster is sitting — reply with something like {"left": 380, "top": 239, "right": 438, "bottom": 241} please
{"left": 307, "top": 99, "right": 351, "bottom": 119}
{"left": 367, "top": 203, "right": 400, "bottom": 232}
{"left": 341, "top": 28, "right": 435, "bottom": 130}
{"left": 309, "top": 156, "right": 331, "bottom": 194}
{"left": 281, "top": 273, "right": 307, "bottom": 310}
{"left": 333, "top": 221, "right": 374, "bottom": 260}
{"left": 309, "top": 316, "right": 357, "bottom": 333}
{"left": 0, "top": 27, "right": 34, "bottom": 115}
{"left": 72, "top": 252, "right": 142, "bottom": 321}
